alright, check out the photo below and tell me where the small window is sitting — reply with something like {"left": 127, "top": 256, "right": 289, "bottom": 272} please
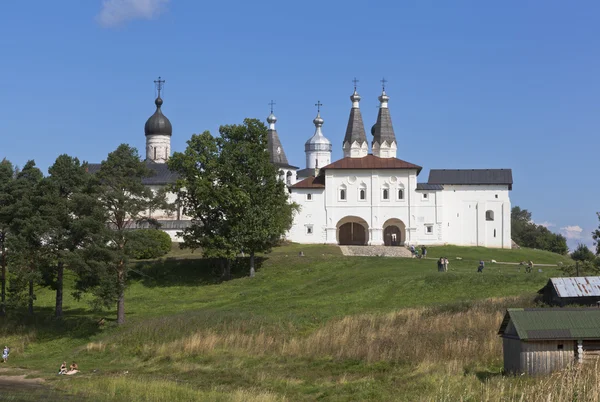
{"left": 286, "top": 171, "right": 292, "bottom": 185}
{"left": 426, "top": 225, "right": 433, "bottom": 234}
{"left": 494, "top": 229, "right": 497, "bottom": 238}
{"left": 359, "top": 189, "right": 366, "bottom": 200}
{"left": 495, "top": 194, "right": 498, "bottom": 199}
{"left": 306, "top": 225, "right": 313, "bottom": 235}
{"left": 423, "top": 193, "right": 428, "bottom": 199}
{"left": 154, "top": 147, "right": 157, "bottom": 160}
{"left": 306, "top": 193, "right": 312, "bottom": 201}
{"left": 398, "top": 189, "right": 404, "bottom": 200}
{"left": 383, "top": 189, "right": 389, "bottom": 200}
{"left": 557, "top": 344, "right": 564, "bottom": 350}
{"left": 340, "top": 189, "right": 346, "bottom": 200}
{"left": 486, "top": 210, "right": 494, "bottom": 221}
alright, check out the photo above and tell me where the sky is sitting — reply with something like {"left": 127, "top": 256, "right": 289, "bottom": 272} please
{"left": 1, "top": 0, "right": 598, "bottom": 251}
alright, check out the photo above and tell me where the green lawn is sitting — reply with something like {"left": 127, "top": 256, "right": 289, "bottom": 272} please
{"left": 0, "top": 244, "right": 573, "bottom": 401}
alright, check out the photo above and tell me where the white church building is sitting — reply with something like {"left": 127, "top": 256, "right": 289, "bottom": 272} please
{"left": 268, "top": 85, "right": 513, "bottom": 248}
{"left": 94, "top": 79, "right": 512, "bottom": 248}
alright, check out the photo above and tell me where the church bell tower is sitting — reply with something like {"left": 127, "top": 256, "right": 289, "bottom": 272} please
{"left": 144, "top": 77, "right": 172, "bottom": 163}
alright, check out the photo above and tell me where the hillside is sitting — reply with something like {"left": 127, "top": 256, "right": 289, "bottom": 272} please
{"left": 0, "top": 244, "right": 582, "bottom": 401}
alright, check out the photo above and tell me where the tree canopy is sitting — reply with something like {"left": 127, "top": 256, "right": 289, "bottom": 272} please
{"left": 511, "top": 206, "right": 568, "bottom": 254}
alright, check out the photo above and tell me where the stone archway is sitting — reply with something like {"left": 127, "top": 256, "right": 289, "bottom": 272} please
{"left": 337, "top": 216, "right": 369, "bottom": 245}
{"left": 383, "top": 218, "right": 406, "bottom": 246}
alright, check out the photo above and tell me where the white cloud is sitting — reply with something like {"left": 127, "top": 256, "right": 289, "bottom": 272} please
{"left": 535, "top": 221, "right": 555, "bottom": 228}
{"left": 561, "top": 225, "right": 583, "bottom": 240}
{"left": 97, "top": 0, "right": 170, "bottom": 27}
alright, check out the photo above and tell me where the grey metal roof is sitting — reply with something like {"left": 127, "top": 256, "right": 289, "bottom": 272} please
{"left": 267, "top": 128, "right": 291, "bottom": 167}
{"left": 428, "top": 169, "right": 513, "bottom": 190}
{"left": 498, "top": 308, "right": 600, "bottom": 341}
{"left": 371, "top": 107, "right": 396, "bottom": 145}
{"left": 144, "top": 97, "right": 172, "bottom": 137}
{"left": 86, "top": 160, "right": 180, "bottom": 185}
{"left": 416, "top": 183, "right": 443, "bottom": 191}
{"left": 548, "top": 277, "right": 600, "bottom": 298}
{"left": 296, "top": 167, "right": 316, "bottom": 179}
{"left": 343, "top": 107, "right": 367, "bottom": 146}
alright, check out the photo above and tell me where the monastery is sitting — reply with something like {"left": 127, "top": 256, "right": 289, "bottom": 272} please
{"left": 107, "top": 79, "right": 513, "bottom": 248}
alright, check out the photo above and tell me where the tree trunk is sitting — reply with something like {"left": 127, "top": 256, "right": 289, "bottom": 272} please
{"left": 55, "top": 261, "right": 64, "bottom": 318}
{"left": 117, "top": 260, "right": 125, "bottom": 325}
{"left": 0, "top": 234, "right": 6, "bottom": 316}
{"left": 28, "top": 279, "right": 34, "bottom": 316}
{"left": 249, "top": 252, "right": 255, "bottom": 278}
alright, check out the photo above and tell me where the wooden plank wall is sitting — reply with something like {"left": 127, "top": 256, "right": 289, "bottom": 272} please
{"left": 520, "top": 340, "right": 575, "bottom": 375}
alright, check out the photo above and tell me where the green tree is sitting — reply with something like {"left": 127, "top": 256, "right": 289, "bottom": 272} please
{"left": 40, "top": 155, "right": 105, "bottom": 318}
{"left": 511, "top": 206, "right": 568, "bottom": 254}
{"left": 593, "top": 212, "right": 600, "bottom": 255}
{"left": 92, "top": 144, "right": 166, "bottom": 324}
{"left": 6, "top": 161, "right": 46, "bottom": 315}
{"left": 218, "top": 119, "right": 297, "bottom": 277}
{"left": 0, "top": 159, "right": 16, "bottom": 315}
{"left": 571, "top": 244, "right": 596, "bottom": 262}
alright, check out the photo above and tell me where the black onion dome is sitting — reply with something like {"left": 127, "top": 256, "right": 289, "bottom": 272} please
{"left": 144, "top": 97, "right": 172, "bottom": 136}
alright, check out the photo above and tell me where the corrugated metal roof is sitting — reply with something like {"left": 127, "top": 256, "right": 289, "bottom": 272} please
{"left": 290, "top": 175, "right": 325, "bottom": 189}
{"left": 416, "top": 183, "right": 443, "bottom": 191}
{"left": 498, "top": 308, "right": 600, "bottom": 340}
{"left": 323, "top": 155, "right": 422, "bottom": 173}
{"left": 549, "top": 277, "right": 600, "bottom": 297}
{"left": 428, "top": 169, "right": 513, "bottom": 190}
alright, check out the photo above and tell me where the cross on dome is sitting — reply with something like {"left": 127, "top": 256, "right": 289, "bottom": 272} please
{"left": 154, "top": 76, "right": 165, "bottom": 97}
{"left": 381, "top": 77, "right": 387, "bottom": 91}
{"left": 269, "top": 100, "right": 276, "bottom": 114}
{"left": 315, "top": 100, "right": 323, "bottom": 113}
{"left": 352, "top": 77, "right": 359, "bottom": 90}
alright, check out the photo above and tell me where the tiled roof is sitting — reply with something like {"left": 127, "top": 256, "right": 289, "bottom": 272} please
{"left": 343, "top": 107, "right": 367, "bottom": 146}
{"left": 372, "top": 107, "right": 395, "bottom": 145}
{"left": 428, "top": 169, "right": 513, "bottom": 190}
{"left": 323, "top": 155, "right": 422, "bottom": 174}
{"left": 267, "top": 129, "right": 292, "bottom": 167}
{"left": 86, "top": 161, "right": 179, "bottom": 185}
{"left": 498, "top": 308, "right": 600, "bottom": 340}
{"left": 416, "top": 183, "right": 443, "bottom": 191}
{"left": 291, "top": 175, "right": 325, "bottom": 189}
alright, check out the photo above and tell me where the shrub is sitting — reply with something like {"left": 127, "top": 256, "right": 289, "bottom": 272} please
{"left": 126, "top": 229, "right": 172, "bottom": 260}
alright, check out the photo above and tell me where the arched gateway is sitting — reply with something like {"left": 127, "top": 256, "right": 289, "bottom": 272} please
{"left": 337, "top": 216, "right": 369, "bottom": 245}
{"left": 383, "top": 218, "right": 406, "bottom": 246}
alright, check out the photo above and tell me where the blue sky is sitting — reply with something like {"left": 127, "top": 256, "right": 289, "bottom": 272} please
{"left": 1, "top": 0, "right": 598, "bottom": 251}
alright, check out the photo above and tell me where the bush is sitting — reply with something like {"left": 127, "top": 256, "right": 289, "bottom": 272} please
{"left": 126, "top": 229, "right": 172, "bottom": 260}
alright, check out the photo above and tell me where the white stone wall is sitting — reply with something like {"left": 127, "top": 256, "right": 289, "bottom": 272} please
{"left": 146, "top": 135, "right": 171, "bottom": 163}
{"left": 287, "top": 169, "right": 512, "bottom": 249}
{"left": 305, "top": 151, "right": 331, "bottom": 170}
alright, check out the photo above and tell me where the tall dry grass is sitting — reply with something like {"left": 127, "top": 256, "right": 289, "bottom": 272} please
{"left": 111, "top": 296, "right": 530, "bottom": 370}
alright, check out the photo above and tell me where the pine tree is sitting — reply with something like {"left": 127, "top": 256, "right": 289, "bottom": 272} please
{"left": 0, "top": 159, "right": 16, "bottom": 315}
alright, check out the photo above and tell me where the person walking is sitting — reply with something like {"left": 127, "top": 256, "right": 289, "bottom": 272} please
{"left": 477, "top": 260, "right": 485, "bottom": 273}
{"left": 2, "top": 346, "right": 9, "bottom": 363}
{"left": 422, "top": 246, "right": 427, "bottom": 258}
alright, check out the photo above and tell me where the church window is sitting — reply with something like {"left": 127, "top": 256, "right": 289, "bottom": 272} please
{"left": 397, "top": 189, "right": 404, "bottom": 200}
{"left": 359, "top": 189, "right": 366, "bottom": 200}
{"left": 495, "top": 194, "right": 498, "bottom": 199}
{"left": 383, "top": 189, "right": 389, "bottom": 200}
{"left": 422, "top": 193, "right": 429, "bottom": 200}
{"left": 306, "top": 225, "right": 313, "bottom": 235}
{"left": 486, "top": 210, "right": 494, "bottom": 221}
{"left": 340, "top": 189, "right": 346, "bottom": 200}
{"left": 154, "top": 148, "right": 157, "bottom": 160}
{"left": 494, "top": 229, "right": 497, "bottom": 238}
{"left": 306, "top": 193, "right": 312, "bottom": 201}
{"left": 426, "top": 225, "right": 433, "bottom": 234}
{"left": 286, "top": 171, "right": 292, "bottom": 185}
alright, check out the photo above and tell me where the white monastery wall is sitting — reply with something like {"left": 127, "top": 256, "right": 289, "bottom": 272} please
{"left": 288, "top": 188, "right": 327, "bottom": 243}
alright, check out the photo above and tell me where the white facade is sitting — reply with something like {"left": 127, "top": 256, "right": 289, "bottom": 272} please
{"left": 146, "top": 135, "right": 171, "bottom": 163}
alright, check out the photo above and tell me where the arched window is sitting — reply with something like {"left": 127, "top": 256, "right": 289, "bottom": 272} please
{"left": 359, "top": 189, "right": 366, "bottom": 200}
{"left": 286, "top": 171, "right": 292, "bottom": 185}
{"left": 340, "top": 189, "right": 346, "bottom": 200}
{"left": 486, "top": 210, "right": 494, "bottom": 221}
{"left": 494, "top": 229, "right": 497, "bottom": 238}
{"left": 398, "top": 189, "right": 404, "bottom": 200}
{"left": 383, "top": 189, "right": 389, "bottom": 200}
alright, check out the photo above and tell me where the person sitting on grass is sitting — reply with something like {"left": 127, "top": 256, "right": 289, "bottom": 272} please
{"left": 58, "top": 361, "right": 67, "bottom": 375}
{"left": 69, "top": 362, "right": 78, "bottom": 371}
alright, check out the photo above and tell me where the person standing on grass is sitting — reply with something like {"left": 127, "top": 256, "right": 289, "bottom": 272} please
{"left": 437, "top": 258, "right": 444, "bottom": 272}
{"left": 443, "top": 257, "right": 449, "bottom": 272}
{"left": 477, "top": 260, "right": 485, "bottom": 273}
{"left": 526, "top": 260, "right": 534, "bottom": 273}
{"left": 2, "top": 346, "right": 9, "bottom": 363}
{"left": 422, "top": 246, "right": 427, "bottom": 258}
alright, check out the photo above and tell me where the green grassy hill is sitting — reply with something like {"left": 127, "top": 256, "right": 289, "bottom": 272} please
{"left": 0, "top": 244, "right": 580, "bottom": 401}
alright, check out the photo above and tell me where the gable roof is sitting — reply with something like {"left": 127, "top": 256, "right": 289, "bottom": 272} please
{"left": 498, "top": 308, "right": 600, "bottom": 340}
{"left": 416, "top": 183, "right": 443, "bottom": 191}
{"left": 86, "top": 161, "right": 179, "bottom": 185}
{"left": 291, "top": 175, "right": 325, "bottom": 189}
{"left": 544, "top": 277, "right": 600, "bottom": 298}
{"left": 428, "top": 169, "right": 513, "bottom": 190}
{"left": 322, "top": 155, "right": 422, "bottom": 174}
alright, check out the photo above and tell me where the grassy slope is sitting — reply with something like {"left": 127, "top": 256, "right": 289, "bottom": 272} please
{"left": 0, "top": 244, "right": 572, "bottom": 401}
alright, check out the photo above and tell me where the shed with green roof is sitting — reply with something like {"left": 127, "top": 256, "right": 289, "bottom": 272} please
{"left": 498, "top": 308, "right": 600, "bottom": 375}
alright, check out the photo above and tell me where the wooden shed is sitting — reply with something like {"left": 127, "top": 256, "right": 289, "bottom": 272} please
{"left": 498, "top": 308, "right": 600, "bottom": 375}
{"left": 538, "top": 277, "right": 600, "bottom": 306}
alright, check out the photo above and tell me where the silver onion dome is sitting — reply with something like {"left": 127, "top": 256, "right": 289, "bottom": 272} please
{"left": 378, "top": 90, "right": 390, "bottom": 103}
{"left": 350, "top": 89, "right": 361, "bottom": 103}
{"left": 267, "top": 112, "right": 277, "bottom": 125}
{"left": 305, "top": 112, "right": 332, "bottom": 152}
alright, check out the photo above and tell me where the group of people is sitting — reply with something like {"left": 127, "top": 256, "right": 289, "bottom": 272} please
{"left": 437, "top": 257, "right": 449, "bottom": 272}
{"left": 58, "top": 361, "right": 79, "bottom": 375}
{"left": 409, "top": 245, "right": 428, "bottom": 259}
